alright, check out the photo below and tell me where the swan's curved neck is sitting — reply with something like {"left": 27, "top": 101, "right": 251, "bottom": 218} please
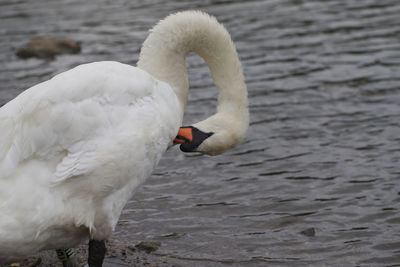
{"left": 138, "top": 11, "right": 246, "bottom": 111}
{"left": 137, "top": 11, "right": 248, "bottom": 154}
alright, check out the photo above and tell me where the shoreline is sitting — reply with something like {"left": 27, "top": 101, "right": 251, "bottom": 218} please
{"left": 1, "top": 239, "right": 177, "bottom": 267}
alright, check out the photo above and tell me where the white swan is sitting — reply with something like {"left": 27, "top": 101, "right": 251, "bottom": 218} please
{"left": 0, "top": 11, "right": 248, "bottom": 265}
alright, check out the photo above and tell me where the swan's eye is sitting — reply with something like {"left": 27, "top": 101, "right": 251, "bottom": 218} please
{"left": 174, "top": 126, "right": 213, "bottom": 152}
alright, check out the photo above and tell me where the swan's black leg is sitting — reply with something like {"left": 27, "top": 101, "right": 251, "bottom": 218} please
{"left": 88, "top": 239, "right": 107, "bottom": 267}
{"left": 55, "top": 248, "right": 79, "bottom": 267}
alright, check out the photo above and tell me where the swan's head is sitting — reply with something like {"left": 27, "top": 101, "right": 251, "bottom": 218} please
{"left": 174, "top": 112, "right": 249, "bottom": 156}
{"left": 140, "top": 10, "right": 249, "bottom": 155}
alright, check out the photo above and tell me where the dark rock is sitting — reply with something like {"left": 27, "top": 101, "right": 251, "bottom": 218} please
{"left": 127, "top": 245, "right": 136, "bottom": 252}
{"left": 16, "top": 37, "right": 81, "bottom": 59}
{"left": 134, "top": 241, "right": 161, "bottom": 254}
{"left": 300, "top": 227, "right": 316, "bottom": 237}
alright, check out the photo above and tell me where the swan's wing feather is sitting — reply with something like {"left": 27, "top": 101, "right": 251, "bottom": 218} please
{"left": 0, "top": 117, "right": 13, "bottom": 158}
{"left": 0, "top": 114, "right": 20, "bottom": 177}
{"left": 52, "top": 141, "right": 97, "bottom": 183}
{"left": 0, "top": 61, "right": 156, "bottom": 181}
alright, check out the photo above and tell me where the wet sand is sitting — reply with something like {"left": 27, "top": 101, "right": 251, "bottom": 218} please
{"left": 7, "top": 238, "right": 178, "bottom": 267}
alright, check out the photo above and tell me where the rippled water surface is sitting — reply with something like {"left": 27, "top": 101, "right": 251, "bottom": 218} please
{"left": 1, "top": 0, "right": 400, "bottom": 266}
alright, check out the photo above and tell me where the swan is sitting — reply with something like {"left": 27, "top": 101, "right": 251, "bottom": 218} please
{"left": 0, "top": 10, "right": 248, "bottom": 266}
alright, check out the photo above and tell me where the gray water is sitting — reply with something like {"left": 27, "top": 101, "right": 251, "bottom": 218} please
{"left": 1, "top": 0, "right": 400, "bottom": 266}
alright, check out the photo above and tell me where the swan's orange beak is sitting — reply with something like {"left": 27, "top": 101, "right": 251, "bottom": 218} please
{"left": 173, "top": 127, "right": 193, "bottom": 144}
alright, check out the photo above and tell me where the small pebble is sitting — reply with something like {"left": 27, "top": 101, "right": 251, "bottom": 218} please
{"left": 135, "top": 241, "right": 161, "bottom": 254}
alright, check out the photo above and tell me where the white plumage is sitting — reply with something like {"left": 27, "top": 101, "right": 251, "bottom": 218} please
{"left": 0, "top": 62, "right": 181, "bottom": 261}
{"left": 0, "top": 11, "right": 248, "bottom": 262}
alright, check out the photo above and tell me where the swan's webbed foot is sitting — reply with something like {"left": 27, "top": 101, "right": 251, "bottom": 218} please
{"left": 88, "top": 239, "right": 106, "bottom": 267}
{"left": 55, "top": 248, "right": 79, "bottom": 267}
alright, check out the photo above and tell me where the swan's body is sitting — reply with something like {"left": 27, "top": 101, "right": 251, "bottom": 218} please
{"left": 0, "top": 62, "right": 180, "bottom": 261}
{"left": 0, "top": 11, "right": 248, "bottom": 263}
